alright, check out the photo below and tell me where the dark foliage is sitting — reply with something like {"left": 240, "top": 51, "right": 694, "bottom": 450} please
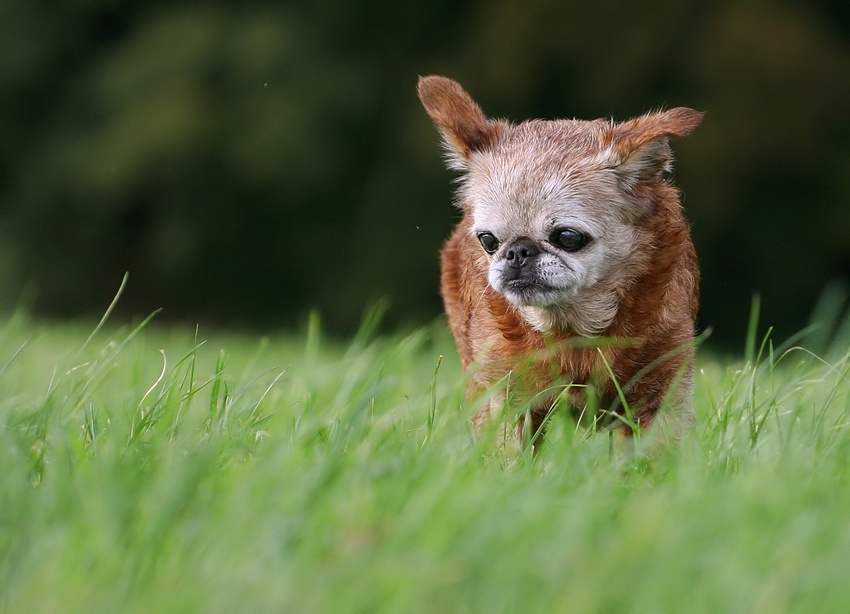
{"left": 2, "top": 0, "right": 849, "bottom": 348}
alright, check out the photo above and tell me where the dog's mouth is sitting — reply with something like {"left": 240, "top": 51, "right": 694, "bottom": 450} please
{"left": 501, "top": 278, "right": 562, "bottom": 306}
{"left": 504, "top": 278, "right": 547, "bottom": 292}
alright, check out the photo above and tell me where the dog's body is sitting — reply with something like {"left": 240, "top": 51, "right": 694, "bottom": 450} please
{"left": 418, "top": 76, "right": 703, "bottom": 444}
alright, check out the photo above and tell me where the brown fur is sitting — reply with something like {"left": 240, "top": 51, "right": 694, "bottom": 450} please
{"left": 419, "top": 75, "right": 703, "bottom": 445}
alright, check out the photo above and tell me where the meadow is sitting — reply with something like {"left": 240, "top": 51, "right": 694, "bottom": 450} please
{"left": 1, "top": 291, "right": 850, "bottom": 613}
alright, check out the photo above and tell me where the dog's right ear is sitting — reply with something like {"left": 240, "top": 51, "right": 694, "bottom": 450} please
{"left": 417, "top": 75, "right": 504, "bottom": 171}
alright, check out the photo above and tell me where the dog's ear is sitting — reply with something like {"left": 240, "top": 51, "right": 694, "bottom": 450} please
{"left": 418, "top": 75, "right": 504, "bottom": 171}
{"left": 606, "top": 107, "right": 704, "bottom": 190}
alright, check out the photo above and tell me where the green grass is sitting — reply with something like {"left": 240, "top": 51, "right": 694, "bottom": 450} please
{"left": 1, "top": 301, "right": 850, "bottom": 613}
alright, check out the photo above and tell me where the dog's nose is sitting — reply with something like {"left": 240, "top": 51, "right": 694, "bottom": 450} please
{"left": 505, "top": 241, "right": 539, "bottom": 268}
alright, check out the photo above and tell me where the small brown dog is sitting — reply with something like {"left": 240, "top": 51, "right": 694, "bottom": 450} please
{"left": 418, "top": 75, "right": 704, "bottom": 447}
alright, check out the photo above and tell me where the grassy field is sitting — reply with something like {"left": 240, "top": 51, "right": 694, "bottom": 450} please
{"left": 1, "top": 298, "right": 850, "bottom": 613}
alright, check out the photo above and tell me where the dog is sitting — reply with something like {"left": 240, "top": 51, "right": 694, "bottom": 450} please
{"left": 418, "top": 75, "right": 704, "bottom": 448}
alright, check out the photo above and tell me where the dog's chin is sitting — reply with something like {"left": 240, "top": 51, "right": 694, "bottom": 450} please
{"left": 498, "top": 279, "right": 570, "bottom": 309}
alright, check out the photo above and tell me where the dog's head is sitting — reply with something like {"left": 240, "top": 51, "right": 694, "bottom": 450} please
{"left": 418, "top": 75, "right": 703, "bottom": 334}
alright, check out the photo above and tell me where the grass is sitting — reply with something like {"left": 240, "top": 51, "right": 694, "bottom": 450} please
{"left": 1, "top": 298, "right": 850, "bottom": 613}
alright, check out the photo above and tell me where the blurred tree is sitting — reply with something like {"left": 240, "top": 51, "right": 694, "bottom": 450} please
{"left": 1, "top": 0, "right": 848, "bottom": 348}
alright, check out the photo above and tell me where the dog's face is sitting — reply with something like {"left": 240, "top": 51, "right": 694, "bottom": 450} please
{"left": 459, "top": 121, "right": 640, "bottom": 311}
{"left": 418, "top": 76, "right": 703, "bottom": 333}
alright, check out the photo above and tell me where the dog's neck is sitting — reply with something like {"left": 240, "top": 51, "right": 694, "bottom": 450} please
{"left": 516, "top": 287, "right": 621, "bottom": 337}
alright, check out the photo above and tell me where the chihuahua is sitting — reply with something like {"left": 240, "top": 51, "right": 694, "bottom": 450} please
{"left": 418, "top": 75, "right": 704, "bottom": 447}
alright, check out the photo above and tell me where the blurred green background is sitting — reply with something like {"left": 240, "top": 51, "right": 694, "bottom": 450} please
{"left": 2, "top": 0, "right": 849, "bottom": 349}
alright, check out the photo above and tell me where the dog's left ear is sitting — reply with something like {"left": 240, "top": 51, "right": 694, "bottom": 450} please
{"left": 607, "top": 107, "right": 704, "bottom": 191}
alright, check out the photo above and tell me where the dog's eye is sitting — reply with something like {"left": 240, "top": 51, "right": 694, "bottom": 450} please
{"left": 477, "top": 232, "right": 500, "bottom": 254}
{"left": 550, "top": 228, "right": 590, "bottom": 252}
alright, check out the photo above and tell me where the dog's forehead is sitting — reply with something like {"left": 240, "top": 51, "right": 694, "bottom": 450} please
{"left": 464, "top": 119, "right": 612, "bottom": 231}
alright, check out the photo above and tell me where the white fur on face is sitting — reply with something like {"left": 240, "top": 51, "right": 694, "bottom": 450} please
{"left": 458, "top": 122, "right": 645, "bottom": 335}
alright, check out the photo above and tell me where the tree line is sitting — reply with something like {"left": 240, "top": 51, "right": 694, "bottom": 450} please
{"left": 2, "top": 0, "right": 849, "bottom": 348}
